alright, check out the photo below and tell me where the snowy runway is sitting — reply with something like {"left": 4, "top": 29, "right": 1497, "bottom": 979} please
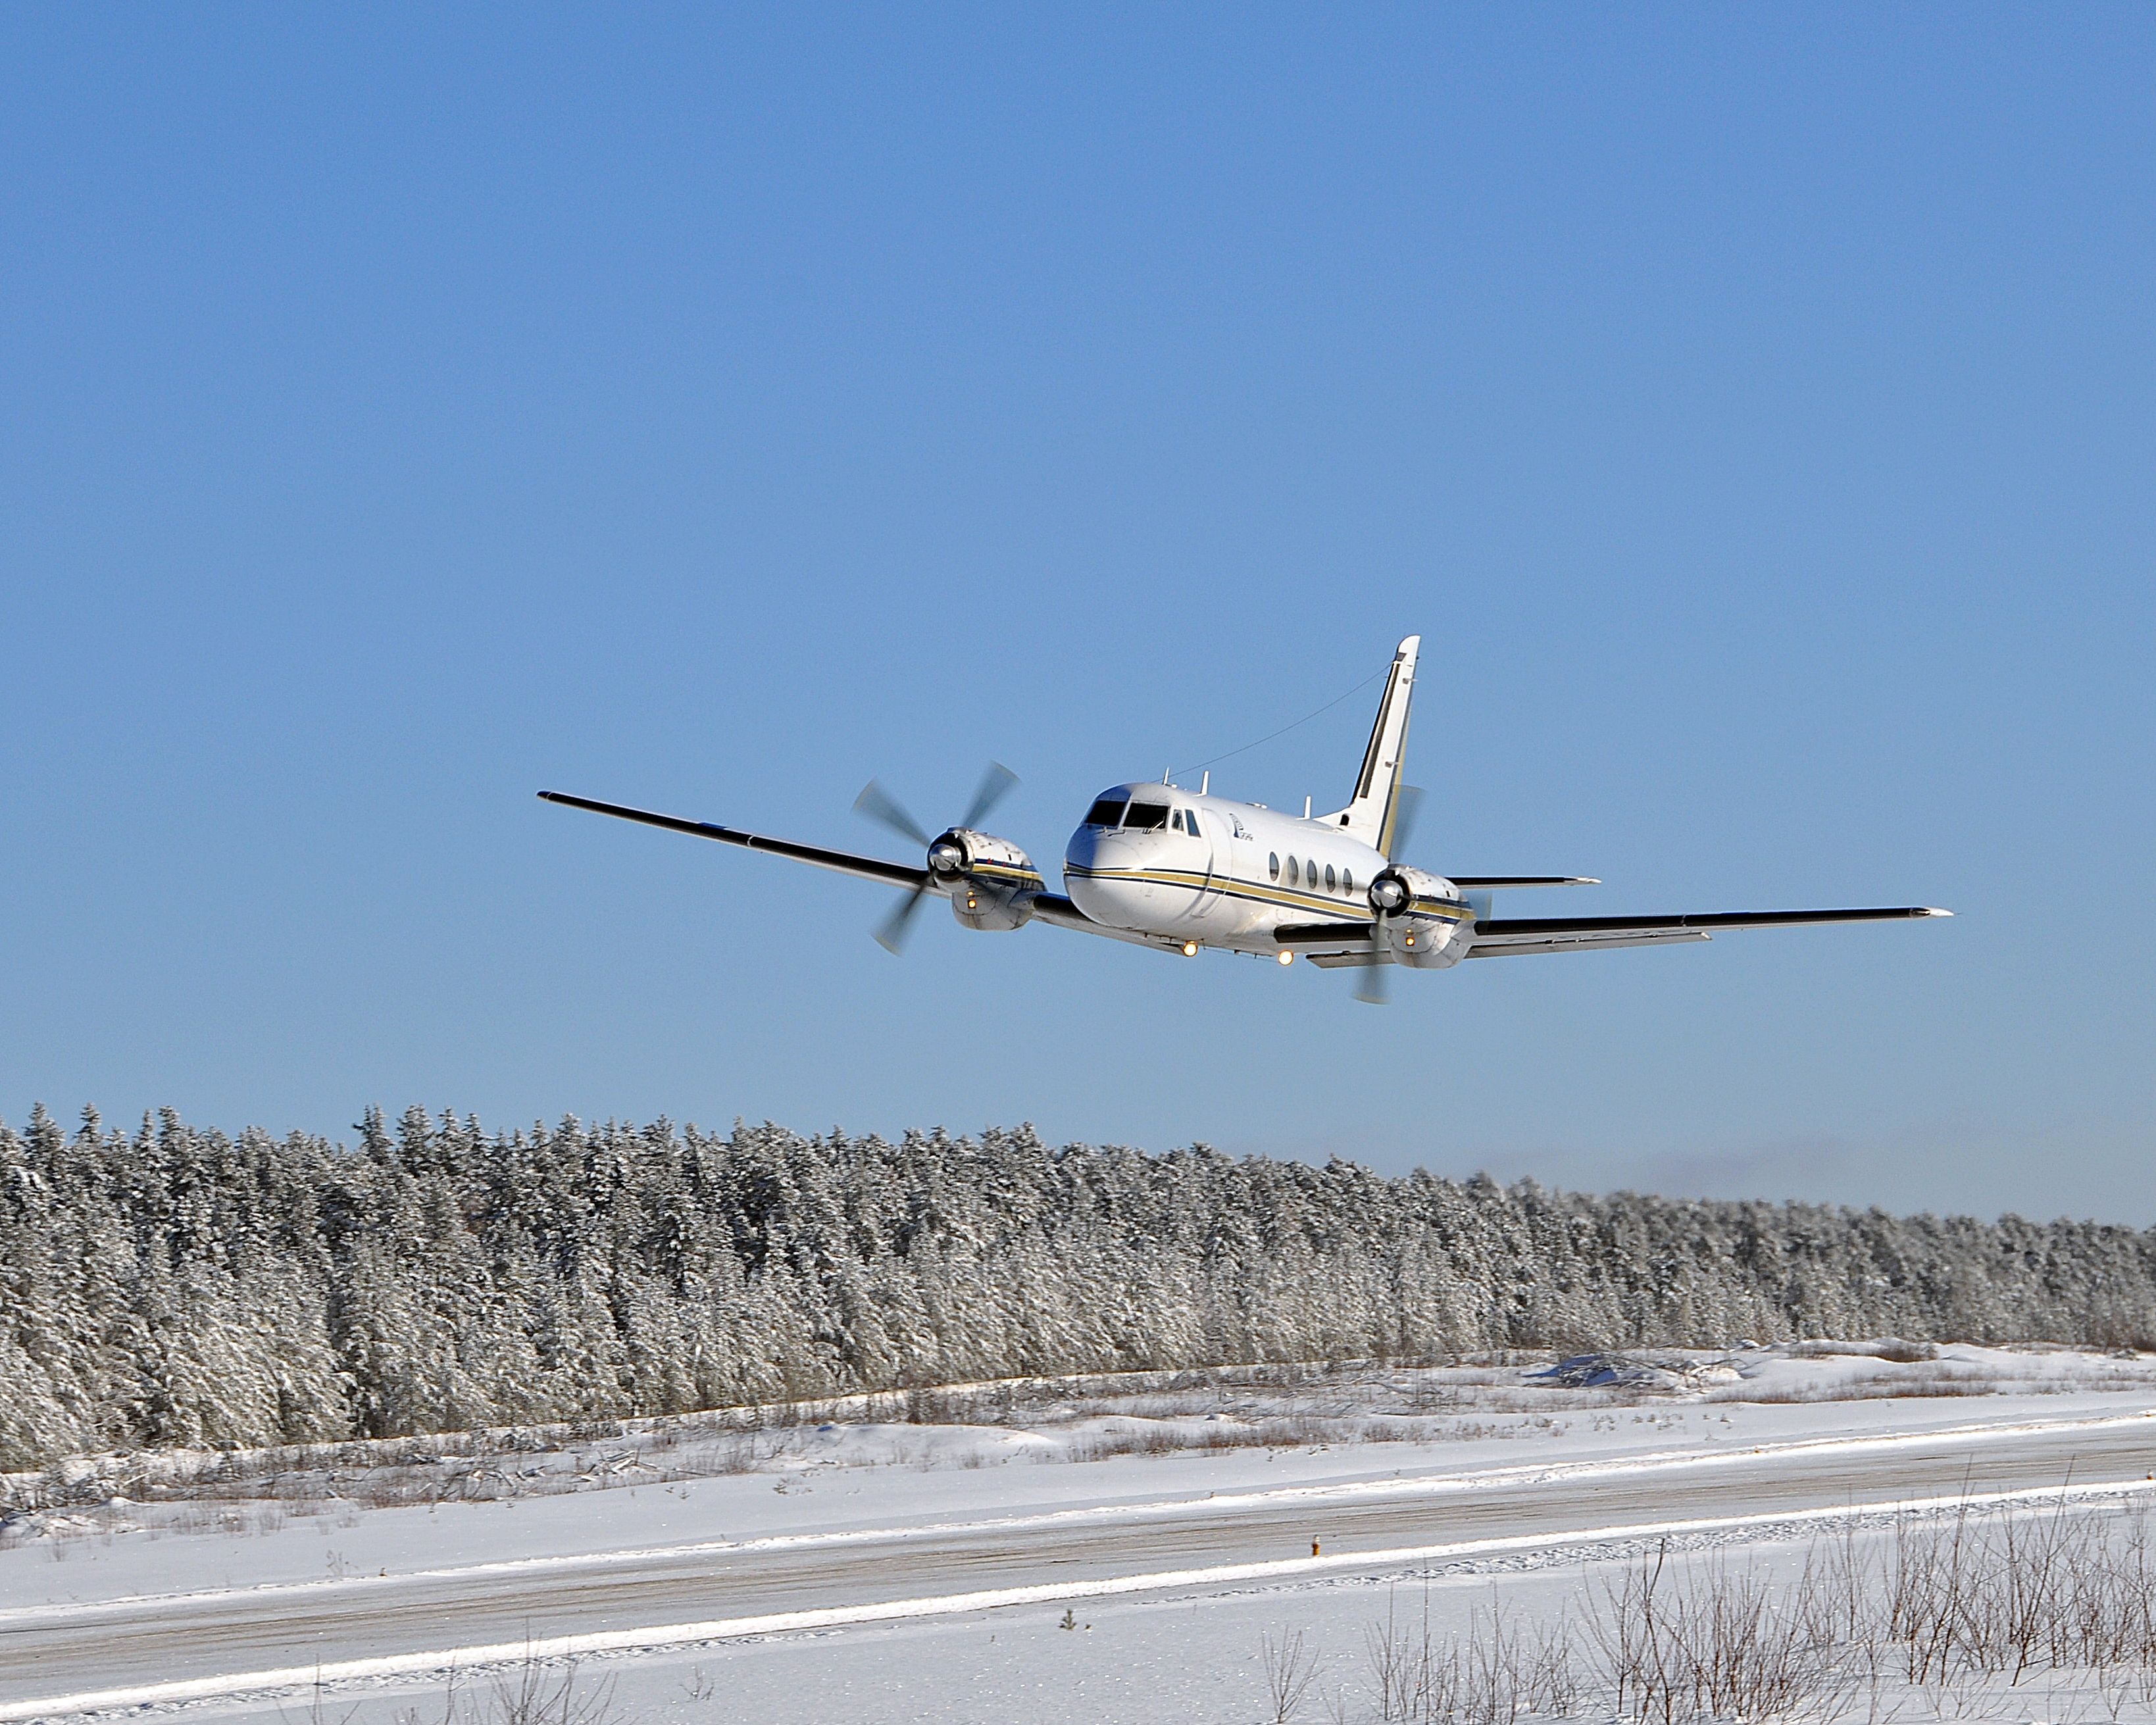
{"left": 5, "top": 1392, "right": 2153, "bottom": 1722}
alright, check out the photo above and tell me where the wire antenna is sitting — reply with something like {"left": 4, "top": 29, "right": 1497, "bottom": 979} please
{"left": 1172, "top": 665, "right": 1385, "bottom": 779}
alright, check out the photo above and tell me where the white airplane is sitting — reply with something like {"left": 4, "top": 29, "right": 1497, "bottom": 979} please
{"left": 541, "top": 635, "right": 1948, "bottom": 1001}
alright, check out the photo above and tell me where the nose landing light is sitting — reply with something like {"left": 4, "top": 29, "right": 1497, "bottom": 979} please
{"left": 1182, "top": 940, "right": 1199, "bottom": 957}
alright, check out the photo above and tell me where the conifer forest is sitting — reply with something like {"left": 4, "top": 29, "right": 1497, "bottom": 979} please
{"left": 2, "top": 1105, "right": 2151, "bottom": 1469}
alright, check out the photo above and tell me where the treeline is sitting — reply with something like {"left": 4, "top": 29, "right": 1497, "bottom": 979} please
{"left": 0, "top": 1105, "right": 2151, "bottom": 1468}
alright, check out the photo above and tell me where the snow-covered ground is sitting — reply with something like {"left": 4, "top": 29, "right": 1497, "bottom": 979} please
{"left": 5, "top": 1342, "right": 2155, "bottom": 1724}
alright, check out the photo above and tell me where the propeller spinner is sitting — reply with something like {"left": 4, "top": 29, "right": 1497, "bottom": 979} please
{"left": 1355, "top": 783, "right": 1424, "bottom": 1005}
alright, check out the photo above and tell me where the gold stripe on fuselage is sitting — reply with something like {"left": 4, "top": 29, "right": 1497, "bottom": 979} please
{"left": 1064, "top": 864, "right": 1469, "bottom": 924}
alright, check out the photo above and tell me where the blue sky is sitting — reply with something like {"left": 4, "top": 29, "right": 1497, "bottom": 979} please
{"left": 3, "top": 9, "right": 2150, "bottom": 1221}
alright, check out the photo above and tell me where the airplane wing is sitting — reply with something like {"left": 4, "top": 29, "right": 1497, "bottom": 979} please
{"left": 1449, "top": 876, "right": 1601, "bottom": 888}
{"left": 1272, "top": 920, "right": 1381, "bottom": 964}
{"left": 1468, "top": 905, "right": 1950, "bottom": 958}
{"left": 1027, "top": 893, "right": 1188, "bottom": 950}
{"left": 1276, "top": 905, "right": 1948, "bottom": 966}
{"left": 538, "top": 791, "right": 928, "bottom": 891}
{"left": 541, "top": 791, "right": 1182, "bottom": 951}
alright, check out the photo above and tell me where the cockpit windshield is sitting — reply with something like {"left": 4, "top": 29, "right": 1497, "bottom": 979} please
{"left": 1084, "top": 793, "right": 1130, "bottom": 827}
{"left": 1122, "top": 799, "right": 1170, "bottom": 831}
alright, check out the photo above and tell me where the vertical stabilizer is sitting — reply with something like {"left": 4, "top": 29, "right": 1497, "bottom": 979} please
{"left": 1326, "top": 635, "right": 1418, "bottom": 853}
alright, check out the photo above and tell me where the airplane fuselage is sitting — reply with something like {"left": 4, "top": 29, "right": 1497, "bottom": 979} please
{"left": 1061, "top": 782, "right": 1472, "bottom": 963}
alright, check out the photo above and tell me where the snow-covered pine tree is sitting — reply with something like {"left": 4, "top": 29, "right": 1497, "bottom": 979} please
{"left": 0, "top": 1107, "right": 2151, "bottom": 1468}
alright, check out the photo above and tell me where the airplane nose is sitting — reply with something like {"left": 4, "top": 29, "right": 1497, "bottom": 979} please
{"left": 1069, "top": 830, "right": 1140, "bottom": 868}
{"left": 1065, "top": 825, "right": 1131, "bottom": 870}
{"left": 1064, "top": 828, "right": 1163, "bottom": 931}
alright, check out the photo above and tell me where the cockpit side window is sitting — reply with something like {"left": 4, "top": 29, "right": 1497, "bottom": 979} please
{"left": 1123, "top": 800, "right": 1170, "bottom": 831}
{"left": 1084, "top": 795, "right": 1130, "bottom": 827}
{"left": 1183, "top": 809, "right": 1201, "bottom": 838}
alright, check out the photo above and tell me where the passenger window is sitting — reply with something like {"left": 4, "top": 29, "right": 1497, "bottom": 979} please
{"left": 1123, "top": 801, "right": 1169, "bottom": 830}
{"left": 1305, "top": 859, "right": 1318, "bottom": 889}
{"left": 1184, "top": 810, "right": 1201, "bottom": 838}
{"left": 1342, "top": 869, "right": 1353, "bottom": 895}
{"left": 1268, "top": 853, "right": 1280, "bottom": 881}
{"left": 1325, "top": 864, "right": 1336, "bottom": 892}
{"left": 1084, "top": 795, "right": 1128, "bottom": 827}
{"left": 1285, "top": 855, "right": 1298, "bottom": 888}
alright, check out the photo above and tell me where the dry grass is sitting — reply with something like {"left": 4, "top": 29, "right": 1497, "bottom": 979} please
{"left": 1709, "top": 1361, "right": 2005, "bottom": 1405}
{"left": 1784, "top": 1338, "right": 1940, "bottom": 1364}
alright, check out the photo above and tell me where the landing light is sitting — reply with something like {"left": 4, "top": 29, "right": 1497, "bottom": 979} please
{"left": 1276, "top": 950, "right": 1295, "bottom": 965}
{"left": 1182, "top": 940, "right": 1199, "bottom": 957}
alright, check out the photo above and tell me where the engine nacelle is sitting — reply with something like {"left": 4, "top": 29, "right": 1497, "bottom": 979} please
{"left": 1367, "top": 865, "right": 1474, "bottom": 970}
{"left": 938, "top": 828, "right": 1043, "bottom": 932}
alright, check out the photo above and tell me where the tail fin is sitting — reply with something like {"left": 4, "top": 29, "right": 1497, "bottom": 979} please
{"left": 1326, "top": 635, "right": 1418, "bottom": 853}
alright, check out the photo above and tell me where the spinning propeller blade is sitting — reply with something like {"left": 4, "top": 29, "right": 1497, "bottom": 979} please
{"left": 852, "top": 780, "right": 932, "bottom": 848}
{"left": 960, "top": 762, "right": 1018, "bottom": 831}
{"left": 1361, "top": 786, "right": 1422, "bottom": 1003}
{"left": 874, "top": 882, "right": 933, "bottom": 955}
{"left": 1388, "top": 784, "right": 1424, "bottom": 861}
{"left": 854, "top": 763, "right": 1021, "bottom": 955}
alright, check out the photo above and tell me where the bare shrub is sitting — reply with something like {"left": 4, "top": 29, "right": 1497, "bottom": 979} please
{"left": 1545, "top": 1497, "right": 2156, "bottom": 1720}
{"left": 1521, "top": 1614, "right": 1580, "bottom": 1720}
{"left": 1362, "top": 1594, "right": 1420, "bottom": 1722}
{"left": 1580, "top": 1505, "right": 2156, "bottom": 1721}
{"left": 386, "top": 1657, "right": 618, "bottom": 1725}
{"left": 1262, "top": 1626, "right": 1320, "bottom": 1723}
{"left": 1356, "top": 1586, "right": 1580, "bottom": 1724}
{"left": 482, "top": 1656, "right": 615, "bottom": 1725}
{"left": 1887, "top": 1496, "right": 2156, "bottom": 1685}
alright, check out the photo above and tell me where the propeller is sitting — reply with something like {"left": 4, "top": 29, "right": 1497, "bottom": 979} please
{"left": 1356, "top": 784, "right": 1426, "bottom": 1004}
{"left": 1387, "top": 784, "right": 1424, "bottom": 861}
{"left": 853, "top": 762, "right": 1019, "bottom": 954}
{"left": 1353, "top": 952, "right": 1392, "bottom": 1007}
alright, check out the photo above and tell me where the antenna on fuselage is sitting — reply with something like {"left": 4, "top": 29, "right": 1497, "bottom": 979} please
{"left": 1303, "top": 795, "right": 1313, "bottom": 820}
{"left": 1200, "top": 771, "right": 1209, "bottom": 795}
